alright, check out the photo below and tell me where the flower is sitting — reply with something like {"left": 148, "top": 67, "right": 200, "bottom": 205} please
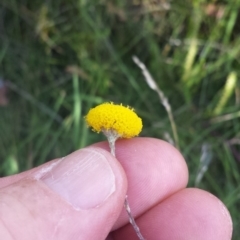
{"left": 85, "top": 102, "right": 145, "bottom": 239}
{"left": 85, "top": 102, "right": 142, "bottom": 138}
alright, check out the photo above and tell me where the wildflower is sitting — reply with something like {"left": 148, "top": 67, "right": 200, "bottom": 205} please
{"left": 85, "top": 102, "right": 145, "bottom": 240}
{"left": 85, "top": 102, "right": 142, "bottom": 139}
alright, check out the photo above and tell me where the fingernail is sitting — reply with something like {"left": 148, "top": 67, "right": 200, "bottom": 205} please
{"left": 41, "top": 148, "right": 116, "bottom": 209}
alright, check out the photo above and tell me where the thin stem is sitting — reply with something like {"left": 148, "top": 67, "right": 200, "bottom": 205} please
{"left": 124, "top": 196, "right": 145, "bottom": 240}
{"left": 133, "top": 56, "right": 179, "bottom": 149}
{"left": 104, "top": 130, "right": 145, "bottom": 240}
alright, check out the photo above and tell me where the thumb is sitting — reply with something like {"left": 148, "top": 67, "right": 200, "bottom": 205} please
{"left": 0, "top": 147, "right": 127, "bottom": 240}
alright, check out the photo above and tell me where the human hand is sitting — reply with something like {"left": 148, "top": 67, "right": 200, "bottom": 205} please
{"left": 0, "top": 138, "right": 232, "bottom": 240}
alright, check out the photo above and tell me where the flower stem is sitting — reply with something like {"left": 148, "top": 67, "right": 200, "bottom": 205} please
{"left": 124, "top": 196, "right": 145, "bottom": 240}
{"left": 105, "top": 131, "right": 145, "bottom": 240}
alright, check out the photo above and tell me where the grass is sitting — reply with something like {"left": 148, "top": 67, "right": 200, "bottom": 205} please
{"left": 1, "top": 0, "right": 240, "bottom": 238}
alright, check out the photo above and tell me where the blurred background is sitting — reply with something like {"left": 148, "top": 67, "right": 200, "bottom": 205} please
{"left": 0, "top": 0, "right": 240, "bottom": 238}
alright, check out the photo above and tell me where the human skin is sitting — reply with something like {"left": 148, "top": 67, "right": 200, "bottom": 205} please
{"left": 0, "top": 138, "right": 233, "bottom": 240}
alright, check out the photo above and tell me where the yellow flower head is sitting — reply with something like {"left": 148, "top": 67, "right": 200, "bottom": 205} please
{"left": 85, "top": 102, "right": 142, "bottom": 138}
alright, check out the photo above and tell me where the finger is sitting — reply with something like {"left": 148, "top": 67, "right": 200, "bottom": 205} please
{"left": 112, "top": 188, "right": 232, "bottom": 240}
{"left": 93, "top": 137, "right": 189, "bottom": 229}
{"left": 0, "top": 147, "right": 127, "bottom": 240}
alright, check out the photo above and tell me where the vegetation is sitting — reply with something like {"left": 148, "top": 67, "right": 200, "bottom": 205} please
{"left": 0, "top": 1, "right": 240, "bottom": 238}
